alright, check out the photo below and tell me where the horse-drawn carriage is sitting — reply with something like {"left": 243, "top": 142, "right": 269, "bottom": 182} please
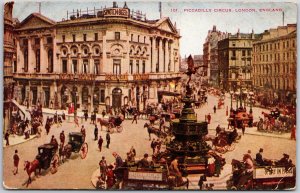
{"left": 24, "top": 143, "right": 59, "bottom": 186}
{"left": 210, "top": 128, "right": 241, "bottom": 154}
{"left": 228, "top": 108, "right": 253, "bottom": 129}
{"left": 98, "top": 115, "right": 124, "bottom": 133}
{"left": 61, "top": 132, "right": 88, "bottom": 159}
{"left": 227, "top": 159, "right": 296, "bottom": 190}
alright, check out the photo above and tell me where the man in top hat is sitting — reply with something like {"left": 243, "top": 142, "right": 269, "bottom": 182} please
{"left": 140, "top": 153, "right": 150, "bottom": 168}
{"left": 255, "top": 148, "right": 265, "bottom": 166}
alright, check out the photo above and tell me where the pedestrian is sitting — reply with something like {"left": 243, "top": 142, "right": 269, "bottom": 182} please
{"left": 94, "top": 125, "right": 98, "bottom": 141}
{"left": 13, "top": 149, "right": 20, "bottom": 175}
{"left": 106, "top": 132, "right": 110, "bottom": 149}
{"left": 60, "top": 130, "right": 65, "bottom": 147}
{"left": 132, "top": 111, "right": 138, "bottom": 124}
{"left": 99, "top": 156, "right": 107, "bottom": 181}
{"left": 151, "top": 139, "right": 156, "bottom": 154}
{"left": 198, "top": 174, "right": 206, "bottom": 190}
{"left": 5, "top": 131, "right": 9, "bottom": 146}
{"left": 62, "top": 111, "right": 66, "bottom": 120}
{"left": 207, "top": 113, "right": 211, "bottom": 124}
{"left": 213, "top": 105, "right": 216, "bottom": 113}
{"left": 241, "top": 124, "right": 245, "bottom": 135}
{"left": 91, "top": 112, "right": 96, "bottom": 124}
{"left": 98, "top": 136, "right": 103, "bottom": 152}
{"left": 159, "top": 117, "right": 165, "bottom": 131}
{"left": 84, "top": 111, "right": 88, "bottom": 122}
{"left": 45, "top": 121, "right": 50, "bottom": 135}
{"left": 291, "top": 124, "right": 296, "bottom": 140}
{"left": 81, "top": 125, "right": 86, "bottom": 142}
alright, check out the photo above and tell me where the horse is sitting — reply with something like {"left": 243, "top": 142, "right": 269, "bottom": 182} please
{"left": 144, "top": 122, "right": 167, "bottom": 140}
{"left": 149, "top": 114, "right": 159, "bottom": 124}
{"left": 97, "top": 118, "right": 112, "bottom": 131}
{"left": 24, "top": 159, "right": 41, "bottom": 187}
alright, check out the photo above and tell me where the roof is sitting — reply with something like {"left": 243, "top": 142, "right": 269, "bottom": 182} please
{"left": 38, "top": 143, "right": 55, "bottom": 149}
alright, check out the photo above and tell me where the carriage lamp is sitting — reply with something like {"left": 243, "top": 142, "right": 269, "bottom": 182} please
{"left": 229, "top": 91, "right": 234, "bottom": 109}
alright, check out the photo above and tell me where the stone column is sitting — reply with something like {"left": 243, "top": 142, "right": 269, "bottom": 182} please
{"left": 27, "top": 37, "right": 34, "bottom": 73}
{"left": 52, "top": 33, "right": 58, "bottom": 73}
{"left": 165, "top": 39, "right": 169, "bottom": 72}
{"left": 78, "top": 53, "right": 82, "bottom": 74}
{"left": 16, "top": 39, "right": 23, "bottom": 72}
{"left": 170, "top": 41, "right": 174, "bottom": 72}
{"left": 158, "top": 38, "right": 163, "bottom": 73}
{"left": 151, "top": 36, "right": 156, "bottom": 73}
{"left": 39, "top": 36, "right": 47, "bottom": 73}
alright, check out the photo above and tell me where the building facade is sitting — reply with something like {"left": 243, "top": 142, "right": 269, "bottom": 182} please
{"left": 218, "top": 30, "right": 257, "bottom": 91}
{"left": 203, "top": 26, "right": 225, "bottom": 87}
{"left": 4, "top": 2, "right": 16, "bottom": 101}
{"left": 252, "top": 24, "right": 296, "bottom": 103}
{"left": 12, "top": 2, "right": 181, "bottom": 112}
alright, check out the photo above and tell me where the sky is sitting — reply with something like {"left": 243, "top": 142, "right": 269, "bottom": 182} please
{"left": 11, "top": 0, "right": 297, "bottom": 57}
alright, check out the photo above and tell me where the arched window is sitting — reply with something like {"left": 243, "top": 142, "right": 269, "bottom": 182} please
{"left": 93, "top": 87, "right": 100, "bottom": 106}
{"left": 48, "top": 49, "right": 53, "bottom": 73}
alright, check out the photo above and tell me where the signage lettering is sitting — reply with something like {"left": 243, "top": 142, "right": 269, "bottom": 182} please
{"left": 59, "top": 74, "right": 96, "bottom": 81}
{"left": 103, "top": 8, "right": 129, "bottom": 18}
{"left": 128, "top": 172, "right": 163, "bottom": 181}
{"left": 105, "top": 74, "right": 128, "bottom": 81}
{"left": 133, "top": 74, "right": 149, "bottom": 80}
{"left": 254, "top": 167, "right": 294, "bottom": 179}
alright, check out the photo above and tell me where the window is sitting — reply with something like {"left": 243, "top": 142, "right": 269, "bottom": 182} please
{"left": 94, "top": 33, "right": 98, "bottom": 41}
{"left": 13, "top": 61, "right": 17, "bottom": 73}
{"left": 36, "top": 49, "right": 40, "bottom": 72}
{"left": 100, "top": 89, "right": 105, "bottom": 103}
{"left": 83, "top": 34, "right": 87, "bottom": 41}
{"left": 83, "top": 48, "right": 88, "bottom": 55}
{"left": 144, "top": 36, "right": 146, "bottom": 43}
{"left": 131, "top": 34, "right": 133, "bottom": 41}
{"left": 48, "top": 49, "right": 53, "bottom": 73}
{"left": 283, "top": 42, "right": 285, "bottom": 48}
{"left": 115, "top": 32, "right": 120, "bottom": 40}
{"left": 232, "top": 42, "right": 236, "bottom": 46}
{"left": 24, "top": 49, "right": 28, "bottom": 72}
{"left": 129, "top": 60, "right": 133, "bottom": 74}
{"left": 72, "top": 34, "right": 76, "bottom": 42}
{"left": 62, "top": 35, "right": 65, "bottom": 43}
{"left": 232, "top": 50, "right": 236, "bottom": 57}
{"left": 72, "top": 60, "right": 78, "bottom": 73}
{"left": 62, "top": 60, "right": 67, "bottom": 73}
{"left": 242, "top": 50, "right": 245, "bottom": 56}
{"left": 35, "top": 38, "right": 40, "bottom": 45}
{"left": 113, "top": 59, "right": 121, "bottom": 74}
{"left": 136, "top": 60, "right": 139, "bottom": 73}
{"left": 142, "top": 60, "right": 145, "bottom": 74}
{"left": 47, "top": 37, "right": 52, "bottom": 44}
{"left": 83, "top": 59, "right": 89, "bottom": 73}
{"left": 23, "top": 39, "right": 28, "bottom": 46}
{"left": 138, "top": 35, "right": 140, "bottom": 42}
{"left": 247, "top": 50, "right": 251, "bottom": 56}
{"left": 94, "top": 59, "right": 100, "bottom": 74}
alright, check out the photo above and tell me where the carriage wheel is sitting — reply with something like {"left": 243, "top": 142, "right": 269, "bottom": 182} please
{"left": 116, "top": 126, "right": 123, "bottom": 133}
{"left": 50, "top": 154, "right": 59, "bottom": 174}
{"left": 80, "top": 142, "right": 88, "bottom": 159}
{"left": 109, "top": 126, "right": 115, "bottom": 134}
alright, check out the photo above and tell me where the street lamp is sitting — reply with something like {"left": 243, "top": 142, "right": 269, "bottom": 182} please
{"left": 229, "top": 91, "right": 234, "bottom": 109}
{"left": 235, "top": 91, "right": 239, "bottom": 110}
{"left": 249, "top": 91, "right": 254, "bottom": 114}
{"left": 243, "top": 90, "right": 248, "bottom": 110}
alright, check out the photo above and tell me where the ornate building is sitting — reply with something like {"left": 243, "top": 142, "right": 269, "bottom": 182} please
{"left": 4, "top": 2, "right": 16, "bottom": 101}
{"left": 218, "top": 30, "right": 258, "bottom": 91}
{"left": 202, "top": 26, "right": 226, "bottom": 87}
{"left": 13, "top": 2, "right": 181, "bottom": 112}
{"left": 252, "top": 24, "right": 296, "bottom": 103}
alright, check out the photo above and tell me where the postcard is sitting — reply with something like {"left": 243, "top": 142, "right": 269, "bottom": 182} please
{"left": 3, "top": 0, "right": 296, "bottom": 190}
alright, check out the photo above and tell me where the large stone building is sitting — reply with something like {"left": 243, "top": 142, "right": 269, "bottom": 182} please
{"left": 203, "top": 26, "right": 226, "bottom": 87}
{"left": 4, "top": 2, "right": 16, "bottom": 101}
{"left": 218, "top": 30, "right": 258, "bottom": 91}
{"left": 252, "top": 24, "right": 296, "bottom": 103}
{"left": 13, "top": 2, "right": 181, "bottom": 112}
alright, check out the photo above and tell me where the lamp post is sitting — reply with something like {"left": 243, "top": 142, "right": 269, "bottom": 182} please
{"left": 230, "top": 91, "right": 234, "bottom": 109}
{"left": 235, "top": 91, "right": 239, "bottom": 110}
{"left": 249, "top": 91, "right": 254, "bottom": 114}
{"left": 243, "top": 90, "right": 248, "bottom": 110}
{"left": 73, "top": 74, "right": 78, "bottom": 118}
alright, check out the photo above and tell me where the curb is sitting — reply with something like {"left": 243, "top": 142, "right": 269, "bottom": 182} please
{"left": 3, "top": 135, "right": 38, "bottom": 148}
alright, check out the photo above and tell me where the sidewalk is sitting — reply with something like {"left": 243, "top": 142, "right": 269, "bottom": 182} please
{"left": 3, "top": 134, "right": 37, "bottom": 148}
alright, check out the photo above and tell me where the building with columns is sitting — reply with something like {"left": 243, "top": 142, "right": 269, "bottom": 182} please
{"left": 252, "top": 24, "right": 296, "bottom": 103}
{"left": 218, "top": 30, "right": 258, "bottom": 91}
{"left": 13, "top": 2, "right": 181, "bottom": 112}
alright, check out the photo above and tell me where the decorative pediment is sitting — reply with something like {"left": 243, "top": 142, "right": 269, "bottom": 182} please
{"left": 17, "top": 13, "right": 55, "bottom": 30}
{"left": 155, "top": 18, "right": 177, "bottom": 34}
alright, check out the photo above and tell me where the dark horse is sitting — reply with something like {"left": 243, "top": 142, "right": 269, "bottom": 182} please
{"left": 24, "top": 159, "right": 41, "bottom": 187}
{"left": 144, "top": 122, "right": 167, "bottom": 140}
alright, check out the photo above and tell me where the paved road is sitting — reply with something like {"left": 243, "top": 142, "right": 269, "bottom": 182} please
{"left": 3, "top": 94, "right": 296, "bottom": 189}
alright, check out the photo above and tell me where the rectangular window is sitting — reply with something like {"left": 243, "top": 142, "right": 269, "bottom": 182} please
{"left": 13, "top": 61, "right": 17, "bottom": 73}
{"left": 232, "top": 50, "right": 236, "bottom": 57}
{"left": 72, "top": 60, "right": 78, "bottom": 73}
{"left": 94, "top": 59, "right": 100, "bottom": 74}
{"left": 142, "top": 60, "right": 145, "bottom": 74}
{"left": 247, "top": 50, "right": 251, "bottom": 56}
{"left": 283, "top": 42, "right": 285, "bottom": 48}
{"left": 24, "top": 49, "right": 28, "bottom": 72}
{"left": 72, "top": 34, "right": 76, "bottom": 42}
{"left": 113, "top": 59, "right": 121, "bottom": 74}
{"left": 83, "top": 59, "right": 89, "bottom": 73}
{"left": 35, "top": 38, "right": 40, "bottom": 45}
{"left": 136, "top": 60, "right": 139, "bottom": 73}
{"left": 94, "top": 33, "right": 98, "bottom": 41}
{"left": 83, "top": 34, "right": 87, "bottom": 41}
{"left": 131, "top": 34, "right": 133, "bottom": 41}
{"left": 100, "top": 89, "right": 105, "bottom": 103}
{"left": 23, "top": 39, "right": 28, "bottom": 46}
{"left": 62, "top": 60, "right": 67, "bottom": 73}
{"left": 242, "top": 50, "right": 245, "bottom": 56}
{"left": 129, "top": 60, "right": 133, "bottom": 74}
{"left": 47, "top": 37, "right": 52, "bottom": 44}
{"left": 62, "top": 35, "right": 65, "bottom": 43}
{"left": 115, "top": 32, "right": 120, "bottom": 40}
{"left": 36, "top": 49, "right": 40, "bottom": 72}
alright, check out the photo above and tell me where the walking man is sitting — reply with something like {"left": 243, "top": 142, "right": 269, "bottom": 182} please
{"left": 207, "top": 113, "right": 211, "bottom": 124}
{"left": 213, "top": 105, "right": 216, "bottom": 113}
{"left": 84, "top": 111, "right": 88, "bottom": 122}
{"left": 5, "top": 131, "right": 9, "bottom": 146}
{"left": 94, "top": 125, "right": 98, "bottom": 141}
{"left": 98, "top": 136, "right": 103, "bottom": 152}
{"left": 59, "top": 130, "right": 65, "bottom": 147}
{"left": 13, "top": 150, "right": 20, "bottom": 175}
{"left": 132, "top": 111, "right": 138, "bottom": 124}
{"left": 106, "top": 132, "right": 110, "bottom": 149}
